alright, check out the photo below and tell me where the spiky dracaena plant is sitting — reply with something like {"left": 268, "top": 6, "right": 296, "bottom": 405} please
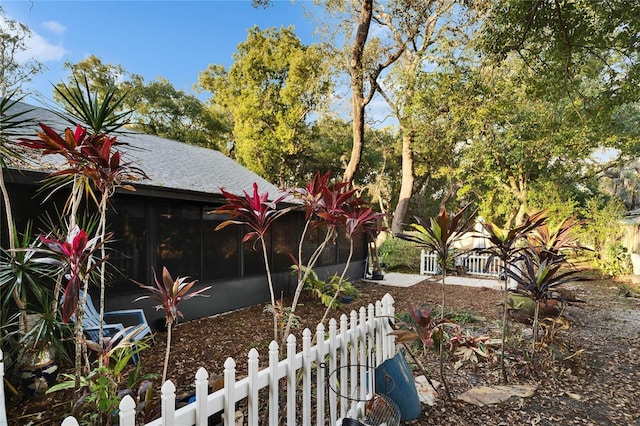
{"left": 214, "top": 183, "right": 292, "bottom": 343}
{"left": 0, "top": 92, "right": 34, "bottom": 321}
{"left": 395, "top": 204, "right": 476, "bottom": 401}
{"left": 134, "top": 267, "right": 210, "bottom": 384}
{"left": 480, "top": 209, "right": 548, "bottom": 383}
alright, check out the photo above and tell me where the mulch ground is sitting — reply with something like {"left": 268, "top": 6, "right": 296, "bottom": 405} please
{"left": 7, "top": 270, "right": 640, "bottom": 425}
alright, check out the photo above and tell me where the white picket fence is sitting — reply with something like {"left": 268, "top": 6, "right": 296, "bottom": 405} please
{"left": 45, "top": 293, "right": 396, "bottom": 426}
{"left": 420, "top": 249, "right": 503, "bottom": 278}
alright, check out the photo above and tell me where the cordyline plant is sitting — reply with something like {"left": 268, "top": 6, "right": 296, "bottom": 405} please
{"left": 134, "top": 267, "right": 210, "bottom": 384}
{"left": 39, "top": 224, "right": 109, "bottom": 382}
{"left": 214, "top": 182, "right": 292, "bottom": 343}
{"left": 318, "top": 203, "right": 383, "bottom": 327}
{"left": 19, "top": 77, "right": 145, "bottom": 381}
{"left": 506, "top": 254, "right": 586, "bottom": 357}
{"left": 395, "top": 203, "right": 477, "bottom": 401}
{"left": 284, "top": 172, "right": 357, "bottom": 341}
{"left": 390, "top": 304, "right": 450, "bottom": 394}
{"left": 479, "top": 209, "right": 548, "bottom": 383}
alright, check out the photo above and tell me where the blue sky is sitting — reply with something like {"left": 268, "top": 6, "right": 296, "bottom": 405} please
{"left": 2, "top": 1, "right": 320, "bottom": 105}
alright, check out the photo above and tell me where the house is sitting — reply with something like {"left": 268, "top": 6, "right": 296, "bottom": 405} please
{"left": 2, "top": 101, "right": 367, "bottom": 328}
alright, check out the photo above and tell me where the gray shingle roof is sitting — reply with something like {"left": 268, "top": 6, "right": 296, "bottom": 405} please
{"left": 4, "top": 101, "right": 284, "bottom": 199}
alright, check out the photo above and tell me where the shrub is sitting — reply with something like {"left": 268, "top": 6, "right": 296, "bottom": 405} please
{"left": 378, "top": 235, "right": 422, "bottom": 272}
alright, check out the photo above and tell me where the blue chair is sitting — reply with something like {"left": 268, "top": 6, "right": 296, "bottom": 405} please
{"left": 67, "top": 291, "right": 154, "bottom": 362}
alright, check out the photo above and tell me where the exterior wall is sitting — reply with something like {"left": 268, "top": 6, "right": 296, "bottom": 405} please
{"left": 3, "top": 174, "right": 368, "bottom": 330}
{"left": 109, "top": 260, "right": 366, "bottom": 329}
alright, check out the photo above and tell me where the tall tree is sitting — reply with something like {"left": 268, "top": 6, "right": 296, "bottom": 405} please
{"left": 198, "top": 26, "right": 331, "bottom": 186}
{"left": 360, "top": 0, "right": 480, "bottom": 233}
{"left": 54, "top": 56, "right": 229, "bottom": 150}
{"left": 0, "top": 6, "right": 45, "bottom": 97}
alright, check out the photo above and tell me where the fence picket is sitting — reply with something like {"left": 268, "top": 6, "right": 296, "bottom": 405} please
{"left": 302, "top": 328, "right": 312, "bottom": 425}
{"left": 161, "top": 380, "right": 176, "bottom": 426}
{"left": 45, "top": 294, "right": 398, "bottom": 426}
{"left": 247, "top": 348, "right": 259, "bottom": 425}
{"left": 328, "top": 318, "right": 338, "bottom": 426}
{"left": 268, "top": 341, "right": 279, "bottom": 425}
{"left": 118, "top": 395, "right": 136, "bottom": 426}
{"left": 316, "top": 323, "right": 326, "bottom": 426}
{"left": 223, "top": 358, "right": 236, "bottom": 425}
{"left": 286, "top": 334, "right": 296, "bottom": 426}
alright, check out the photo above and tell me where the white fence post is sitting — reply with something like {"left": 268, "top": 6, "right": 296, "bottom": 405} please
{"left": 316, "top": 323, "right": 326, "bottom": 426}
{"left": 420, "top": 249, "right": 426, "bottom": 275}
{"left": 195, "top": 368, "right": 208, "bottom": 426}
{"left": 161, "top": 380, "right": 176, "bottom": 426}
{"left": 349, "top": 310, "right": 358, "bottom": 418}
{"left": 286, "top": 334, "right": 296, "bottom": 426}
{"left": 118, "top": 395, "right": 136, "bottom": 426}
{"left": 328, "top": 318, "right": 338, "bottom": 426}
{"left": 268, "top": 341, "right": 279, "bottom": 426}
{"left": 339, "top": 314, "right": 348, "bottom": 419}
{"left": 247, "top": 348, "right": 259, "bottom": 425}
{"left": 382, "top": 293, "right": 396, "bottom": 360}
{"left": 302, "top": 328, "right": 312, "bottom": 425}
{"left": 223, "top": 358, "right": 236, "bottom": 426}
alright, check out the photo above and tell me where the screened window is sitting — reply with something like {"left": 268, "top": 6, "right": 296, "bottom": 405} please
{"left": 202, "top": 211, "right": 241, "bottom": 280}
{"left": 156, "top": 202, "right": 201, "bottom": 280}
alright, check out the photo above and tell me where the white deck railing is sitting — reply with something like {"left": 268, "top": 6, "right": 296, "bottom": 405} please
{"left": 420, "top": 249, "right": 503, "bottom": 278}
{"left": 47, "top": 294, "right": 396, "bottom": 426}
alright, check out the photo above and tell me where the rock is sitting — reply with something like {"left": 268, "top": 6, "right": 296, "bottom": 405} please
{"left": 457, "top": 385, "right": 537, "bottom": 406}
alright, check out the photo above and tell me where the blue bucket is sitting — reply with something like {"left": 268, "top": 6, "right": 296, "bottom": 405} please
{"left": 374, "top": 350, "right": 422, "bottom": 420}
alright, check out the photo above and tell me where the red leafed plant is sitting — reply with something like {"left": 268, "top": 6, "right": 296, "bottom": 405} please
{"left": 134, "top": 267, "right": 211, "bottom": 384}
{"left": 38, "top": 225, "right": 106, "bottom": 323}
{"left": 214, "top": 183, "right": 292, "bottom": 342}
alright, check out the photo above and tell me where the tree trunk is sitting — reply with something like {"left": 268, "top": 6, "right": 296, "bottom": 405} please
{"left": 391, "top": 130, "right": 415, "bottom": 234}
{"left": 343, "top": 0, "right": 373, "bottom": 184}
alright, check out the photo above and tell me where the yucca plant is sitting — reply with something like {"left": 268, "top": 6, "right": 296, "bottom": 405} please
{"left": 0, "top": 92, "right": 35, "bottom": 320}
{"left": 395, "top": 204, "right": 477, "bottom": 401}
{"left": 480, "top": 209, "right": 547, "bottom": 383}
{"left": 134, "top": 267, "right": 210, "bottom": 384}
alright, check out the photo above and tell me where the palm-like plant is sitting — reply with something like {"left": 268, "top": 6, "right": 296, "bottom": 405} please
{"left": 134, "top": 267, "right": 210, "bottom": 384}
{"left": 214, "top": 182, "right": 292, "bottom": 342}
{"left": 0, "top": 92, "right": 35, "bottom": 317}
{"left": 506, "top": 254, "right": 585, "bottom": 356}
{"left": 20, "top": 76, "right": 145, "bottom": 381}
{"left": 480, "top": 209, "right": 547, "bottom": 383}
{"left": 395, "top": 204, "right": 476, "bottom": 401}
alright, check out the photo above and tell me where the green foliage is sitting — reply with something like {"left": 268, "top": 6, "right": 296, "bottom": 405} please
{"left": 295, "top": 265, "right": 358, "bottom": 309}
{"left": 0, "top": 6, "right": 44, "bottom": 95}
{"left": 54, "top": 55, "right": 229, "bottom": 150}
{"left": 378, "top": 236, "right": 421, "bottom": 272}
{"left": 198, "top": 26, "right": 332, "bottom": 186}
{"left": 578, "top": 196, "right": 629, "bottom": 275}
{"left": 48, "top": 335, "right": 156, "bottom": 425}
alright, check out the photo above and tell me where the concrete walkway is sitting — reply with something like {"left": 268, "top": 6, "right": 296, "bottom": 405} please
{"left": 363, "top": 272, "right": 503, "bottom": 291}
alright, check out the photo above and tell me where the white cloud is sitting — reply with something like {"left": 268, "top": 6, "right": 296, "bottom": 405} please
{"left": 1, "top": 15, "right": 67, "bottom": 64}
{"left": 14, "top": 30, "right": 68, "bottom": 63}
{"left": 41, "top": 20, "right": 67, "bottom": 35}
